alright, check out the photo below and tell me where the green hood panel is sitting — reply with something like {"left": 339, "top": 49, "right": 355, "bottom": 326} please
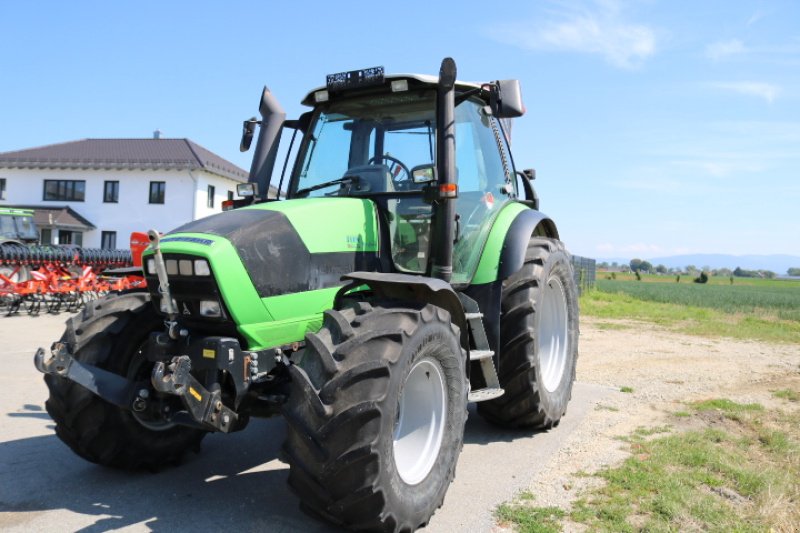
{"left": 143, "top": 198, "right": 380, "bottom": 350}
{"left": 142, "top": 233, "right": 274, "bottom": 344}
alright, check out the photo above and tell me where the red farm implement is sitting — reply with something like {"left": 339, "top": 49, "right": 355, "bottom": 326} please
{"left": 0, "top": 236, "right": 147, "bottom": 315}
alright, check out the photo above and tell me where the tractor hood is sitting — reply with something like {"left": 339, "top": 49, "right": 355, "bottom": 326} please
{"left": 164, "top": 198, "right": 380, "bottom": 298}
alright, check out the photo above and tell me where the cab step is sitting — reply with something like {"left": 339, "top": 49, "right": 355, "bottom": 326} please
{"left": 468, "top": 387, "right": 505, "bottom": 402}
{"left": 458, "top": 293, "right": 505, "bottom": 403}
{"left": 469, "top": 349, "right": 494, "bottom": 361}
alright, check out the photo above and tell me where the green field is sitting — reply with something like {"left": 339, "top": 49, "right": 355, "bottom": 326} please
{"left": 582, "top": 276, "right": 800, "bottom": 343}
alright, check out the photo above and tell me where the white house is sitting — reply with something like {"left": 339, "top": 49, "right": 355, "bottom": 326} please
{"left": 0, "top": 137, "right": 250, "bottom": 248}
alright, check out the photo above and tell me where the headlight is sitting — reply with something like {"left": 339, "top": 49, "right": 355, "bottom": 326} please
{"left": 194, "top": 259, "right": 211, "bottom": 276}
{"left": 199, "top": 300, "right": 222, "bottom": 317}
{"left": 178, "top": 259, "right": 193, "bottom": 276}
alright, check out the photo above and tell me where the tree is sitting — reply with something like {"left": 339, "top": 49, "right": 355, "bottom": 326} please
{"left": 630, "top": 258, "right": 643, "bottom": 272}
{"left": 694, "top": 272, "right": 709, "bottom": 284}
{"left": 640, "top": 260, "right": 653, "bottom": 273}
{"left": 788, "top": 267, "right": 800, "bottom": 276}
{"left": 656, "top": 264, "right": 668, "bottom": 274}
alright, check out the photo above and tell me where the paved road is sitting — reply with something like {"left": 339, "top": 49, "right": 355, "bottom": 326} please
{"left": 0, "top": 311, "right": 611, "bottom": 532}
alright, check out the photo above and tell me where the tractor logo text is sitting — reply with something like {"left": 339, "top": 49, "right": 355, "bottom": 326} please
{"left": 345, "top": 235, "right": 375, "bottom": 250}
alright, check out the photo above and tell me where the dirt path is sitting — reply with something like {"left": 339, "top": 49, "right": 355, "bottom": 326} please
{"left": 515, "top": 317, "right": 800, "bottom": 524}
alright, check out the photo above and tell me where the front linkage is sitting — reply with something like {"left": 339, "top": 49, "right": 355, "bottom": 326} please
{"left": 35, "top": 328, "right": 291, "bottom": 433}
{"left": 34, "top": 229, "right": 297, "bottom": 434}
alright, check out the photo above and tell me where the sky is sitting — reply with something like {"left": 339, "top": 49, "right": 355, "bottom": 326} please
{"left": 1, "top": 0, "right": 798, "bottom": 259}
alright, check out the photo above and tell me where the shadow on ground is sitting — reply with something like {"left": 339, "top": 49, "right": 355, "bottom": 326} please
{"left": 0, "top": 403, "right": 546, "bottom": 532}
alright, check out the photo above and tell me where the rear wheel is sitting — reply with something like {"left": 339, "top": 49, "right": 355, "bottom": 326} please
{"left": 0, "top": 264, "right": 29, "bottom": 285}
{"left": 477, "top": 237, "right": 579, "bottom": 428}
{"left": 44, "top": 292, "right": 206, "bottom": 469}
{"left": 282, "top": 300, "right": 468, "bottom": 532}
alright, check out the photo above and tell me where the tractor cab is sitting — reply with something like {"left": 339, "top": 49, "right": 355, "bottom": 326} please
{"left": 241, "top": 67, "right": 527, "bottom": 286}
{"left": 0, "top": 207, "right": 39, "bottom": 245}
{"left": 289, "top": 74, "right": 517, "bottom": 284}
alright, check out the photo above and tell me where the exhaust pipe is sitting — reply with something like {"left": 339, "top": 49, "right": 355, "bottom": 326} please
{"left": 428, "top": 57, "right": 457, "bottom": 282}
{"left": 248, "top": 87, "right": 286, "bottom": 202}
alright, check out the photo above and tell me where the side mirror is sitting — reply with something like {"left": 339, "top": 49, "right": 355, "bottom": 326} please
{"left": 522, "top": 168, "right": 535, "bottom": 181}
{"left": 410, "top": 164, "right": 437, "bottom": 184}
{"left": 240, "top": 117, "right": 259, "bottom": 152}
{"left": 237, "top": 182, "right": 259, "bottom": 198}
{"left": 490, "top": 80, "right": 525, "bottom": 119}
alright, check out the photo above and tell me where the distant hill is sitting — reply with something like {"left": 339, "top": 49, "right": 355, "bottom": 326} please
{"left": 597, "top": 254, "right": 800, "bottom": 274}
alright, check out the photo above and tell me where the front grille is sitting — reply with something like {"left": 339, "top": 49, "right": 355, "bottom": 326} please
{"left": 145, "top": 253, "right": 232, "bottom": 324}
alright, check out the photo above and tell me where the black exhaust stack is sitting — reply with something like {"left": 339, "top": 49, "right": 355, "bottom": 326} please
{"left": 428, "top": 57, "right": 457, "bottom": 282}
{"left": 248, "top": 87, "right": 286, "bottom": 201}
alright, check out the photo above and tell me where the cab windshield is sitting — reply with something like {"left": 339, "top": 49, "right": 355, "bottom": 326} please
{"left": 291, "top": 90, "right": 436, "bottom": 197}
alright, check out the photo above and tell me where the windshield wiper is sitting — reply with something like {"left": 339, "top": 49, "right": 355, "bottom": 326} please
{"left": 294, "top": 176, "right": 354, "bottom": 198}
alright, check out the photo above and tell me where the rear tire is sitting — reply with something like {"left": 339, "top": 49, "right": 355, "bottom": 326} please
{"left": 477, "top": 237, "right": 579, "bottom": 428}
{"left": 44, "top": 292, "right": 206, "bottom": 470}
{"left": 282, "top": 301, "right": 468, "bottom": 532}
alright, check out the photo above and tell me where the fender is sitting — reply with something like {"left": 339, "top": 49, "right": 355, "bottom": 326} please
{"left": 497, "top": 208, "right": 559, "bottom": 280}
{"left": 472, "top": 203, "right": 559, "bottom": 285}
{"left": 335, "top": 271, "right": 469, "bottom": 350}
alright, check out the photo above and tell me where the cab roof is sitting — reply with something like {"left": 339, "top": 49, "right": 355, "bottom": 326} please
{"left": 301, "top": 73, "right": 484, "bottom": 107}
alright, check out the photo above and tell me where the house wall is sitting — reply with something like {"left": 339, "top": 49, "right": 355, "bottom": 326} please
{"left": 192, "top": 171, "right": 240, "bottom": 220}
{"left": 0, "top": 168, "right": 243, "bottom": 248}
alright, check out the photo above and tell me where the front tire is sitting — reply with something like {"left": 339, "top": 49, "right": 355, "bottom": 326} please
{"left": 44, "top": 292, "right": 207, "bottom": 469}
{"left": 478, "top": 237, "right": 579, "bottom": 428}
{"left": 282, "top": 301, "right": 468, "bottom": 532}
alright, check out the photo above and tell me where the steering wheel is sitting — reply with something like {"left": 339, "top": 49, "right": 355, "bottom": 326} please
{"left": 368, "top": 154, "right": 411, "bottom": 185}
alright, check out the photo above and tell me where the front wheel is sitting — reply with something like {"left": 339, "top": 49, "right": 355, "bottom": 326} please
{"left": 282, "top": 301, "right": 468, "bottom": 532}
{"left": 44, "top": 292, "right": 207, "bottom": 469}
{"left": 478, "top": 237, "right": 579, "bottom": 428}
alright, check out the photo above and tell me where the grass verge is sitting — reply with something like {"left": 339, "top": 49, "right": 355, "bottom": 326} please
{"left": 495, "top": 399, "right": 800, "bottom": 532}
{"left": 580, "top": 289, "right": 800, "bottom": 343}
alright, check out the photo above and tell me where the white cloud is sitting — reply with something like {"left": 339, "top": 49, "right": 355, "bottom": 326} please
{"left": 705, "top": 39, "right": 746, "bottom": 61}
{"left": 746, "top": 10, "right": 766, "bottom": 27}
{"left": 487, "top": 2, "right": 656, "bottom": 69}
{"left": 710, "top": 81, "right": 781, "bottom": 103}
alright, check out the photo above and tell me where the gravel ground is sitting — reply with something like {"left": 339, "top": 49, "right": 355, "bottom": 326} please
{"left": 504, "top": 316, "right": 800, "bottom": 531}
{"left": 3, "top": 311, "right": 798, "bottom": 532}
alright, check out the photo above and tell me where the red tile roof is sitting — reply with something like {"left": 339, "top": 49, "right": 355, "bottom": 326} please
{"left": 0, "top": 139, "right": 248, "bottom": 182}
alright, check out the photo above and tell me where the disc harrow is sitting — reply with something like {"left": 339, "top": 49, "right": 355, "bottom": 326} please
{"left": 0, "top": 245, "right": 146, "bottom": 316}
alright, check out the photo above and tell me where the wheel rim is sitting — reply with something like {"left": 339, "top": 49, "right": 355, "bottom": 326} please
{"left": 393, "top": 357, "right": 447, "bottom": 485}
{"left": 538, "top": 274, "right": 569, "bottom": 393}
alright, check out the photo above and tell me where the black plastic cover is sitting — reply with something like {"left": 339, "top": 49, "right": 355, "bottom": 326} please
{"left": 170, "top": 209, "right": 380, "bottom": 298}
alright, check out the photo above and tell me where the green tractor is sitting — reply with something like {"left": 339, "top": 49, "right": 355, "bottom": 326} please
{"left": 36, "top": 58, "right": 579, "bottom": 532}
{"left": 0, "top": 207, "right": 39, "bottom": 283}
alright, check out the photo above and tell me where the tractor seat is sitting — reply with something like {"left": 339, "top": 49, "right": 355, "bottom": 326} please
{"left": 342, "top": 165, "right": 395, "bottom": 195}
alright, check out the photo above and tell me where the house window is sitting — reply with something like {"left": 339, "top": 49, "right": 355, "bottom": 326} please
{"left": 149, "top": 181, "right": 166, "bottom": 204}
{"left": 101, "top": 231, "right": 117, "bottom": 250}
{"left": 58, "top": 230, "right": 83, "bottom": 246}
{"left": 43, "top": 180, "right": 86, "bottom": 201}
{"left": 103, "top": 181, "right": 119, "bottom": 203}
{"left": 207, "top": 185, "right": 215, "bottom": 208}
{"left": 0, "top": 178, "right": 6, "bottom": 200}
{"left": 227, "top": 190, "right": 234, "bottom": 201}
